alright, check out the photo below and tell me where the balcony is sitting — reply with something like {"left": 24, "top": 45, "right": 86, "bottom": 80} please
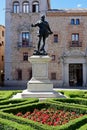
{"left": 17, "top": 42, "right": 34, "bottom": 48}
{"left": 69, "top": 41, "right": 82, "bottom": 47}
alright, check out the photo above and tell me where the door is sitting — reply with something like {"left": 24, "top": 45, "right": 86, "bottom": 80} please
{"left": 69, "top": 64, "right": 83, "bottom": 86}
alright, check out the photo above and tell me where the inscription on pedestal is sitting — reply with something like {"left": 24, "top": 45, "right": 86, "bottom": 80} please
{"left": 33, "top": 63, "right": 48, "bottom": 78}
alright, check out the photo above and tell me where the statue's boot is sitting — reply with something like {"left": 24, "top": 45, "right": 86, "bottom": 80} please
{"left": 40, "top": 48, "right": 45, "bottom": 51}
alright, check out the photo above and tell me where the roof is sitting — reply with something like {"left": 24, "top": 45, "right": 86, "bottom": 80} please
{"left": 47, "top": 8, "right": 87, "bottom": 16}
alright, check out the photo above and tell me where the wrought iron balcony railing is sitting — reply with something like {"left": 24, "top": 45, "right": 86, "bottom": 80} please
{"left": 17, "top": 42, "right": 34, "bottom": 48}
{"left": 69, "top": 41, "right": 82, "bottom": 47}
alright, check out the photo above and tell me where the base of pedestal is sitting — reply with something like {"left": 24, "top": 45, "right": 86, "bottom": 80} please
{"left": 27, "top": 78, "right": 53, "bottom": 92}
{"left": 21, "top": 78, "right": 65, "bottom": 98}
{"left": 21, "top": 89, "right": 65, "bottom": 98}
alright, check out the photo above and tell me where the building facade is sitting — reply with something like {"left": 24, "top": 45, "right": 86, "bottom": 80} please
{"left": 5, "top": 0, "right": 87, "bottom": 87}
{"left": 0, "top": 25, "right": 5, "bottom": 85}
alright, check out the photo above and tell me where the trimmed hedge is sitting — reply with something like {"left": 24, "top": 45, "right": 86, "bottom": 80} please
{"left": 0, "top": 112, "right": 47, "bottom": 130}
{"left": 0, "top": 91, "right": 15, "bottom": 101}
{"left": 46, "top": 99, "right": 87, "bottom": 109}
{"left": 47, "top": 98, "right": 87, "bottom": 105}
{"left": 55, "top": 115, "right": 87, "bottom": 130}
{"left": 1, "top": 102, "right": 49, "bottom": 114}
{"left": 0, "top": 98, "right": 39, "bottom": 110}
{"left": 0, "top": 90, "right": 22, "bottom": 101}
{"left": 0, "top": 117, "right": 34, "bottom": 130}
{"left": 2, "top": 102, "right": 87, "bottom": 114}
{"left": 58, "top": 90, "right": 87, "bottom": 99}
{"left": 77, "top": 124, "right": 87, "bottom": 130}
{"left": 0, "top": 98, "right": 26, "bottom": 105}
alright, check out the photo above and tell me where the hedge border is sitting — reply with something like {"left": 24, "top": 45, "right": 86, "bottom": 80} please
{"left": 0, "top": 117, "right": 34, "bottom": 130}
{"left": 0, "top": 98, "right": 39, "bottom": 110}
{"left": 2, "top": 101, "right": 87, "bottom": 114}
{"left": 46, "top": 99, "right": 87, "bottom": 109}
{"left": 47, "top": 98, "right": 87, "bottom": 105}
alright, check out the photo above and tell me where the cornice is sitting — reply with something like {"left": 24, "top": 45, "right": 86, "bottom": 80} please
{"left": 47, "top": 10, "right": 87, "bottom": 17}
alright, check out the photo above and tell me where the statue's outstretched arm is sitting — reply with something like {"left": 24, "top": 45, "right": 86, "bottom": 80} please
{"left": 31, "top": 22, "right": 39, "bottom": 27}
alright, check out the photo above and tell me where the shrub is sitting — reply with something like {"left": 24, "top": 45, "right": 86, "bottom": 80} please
{"left": 46, "top": 98, "right": 87, "bottom": 108}
{"left": 76, "top": 124, "right": 87, "bottom": 130}
{"left": 0, "top": 90, "right": 21, "bottom": 101}
{"left": 58, "top": 90, "right": 87, "bottom": 98}
{"left": 2, "top": 102, "right": 87, "bottom": 114}
{"left": 0, "top": 98, "right": 39, "bottom": 110}
{"left": 0, "top": 117, "right": 34, "bottom": 130}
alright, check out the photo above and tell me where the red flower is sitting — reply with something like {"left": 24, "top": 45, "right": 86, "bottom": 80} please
{"left": 15, "top": 109, "right": 85, "bottom": 126}
{"left": 16, "top": 112, "right": 22, "bottom": 116}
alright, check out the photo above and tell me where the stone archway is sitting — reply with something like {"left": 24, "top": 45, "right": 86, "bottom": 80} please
{"left": 62, "top": 50, "right": 86, "bottom": 87}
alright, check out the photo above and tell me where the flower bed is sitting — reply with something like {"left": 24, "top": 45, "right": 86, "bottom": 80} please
{"left": 0, "top": 91, "right": 87, "bottom": 130}
{"left": 16, "top": 108, "right": 85, "bottom": 126}
{"left": 1, "top": 101, "right": 87, "bottom": 130}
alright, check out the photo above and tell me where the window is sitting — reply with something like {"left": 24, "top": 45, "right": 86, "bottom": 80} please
{"left": 76, "top": 19, "right": 80, "bottom": 25}
{"left": 22, "top": 1, "right": 29, "bottom": 13}
{"left": 13, "top": 1, "right": 20, "bottom": 13}
{"left": 70, "top": 33, "right": 82, "bottom": 47}
{"left": 51, "top": 55, "right": 55, "bottom": 61}
{"left": 23, "top": 52, "right": 28, "bottom": 61}
{"left": 71, "top": 19, "right": 80, "bottom": 25}
{"left": 72, "top": 33, "right": 79, "bottom": 41}
{"left": 71, "top": 19, "right": 75, "bottom": 25}
{"left": 54, "top": 34, "right": 58, "bottom": 43}
{"left": 32, "top": 1, "right": 39, "bottom": 12}
{"left": 22, "top": 32, "right": 30, "bottom": 46}
{"left": 51, "top": 73, "right": 56, "bottom": 80}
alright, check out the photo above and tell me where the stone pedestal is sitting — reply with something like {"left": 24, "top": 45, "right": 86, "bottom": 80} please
{"left": 22, "top": 55, "right": 63, "bottom": 98}
{"left": 27, "top": 55, "right": 53, "bottom": 92}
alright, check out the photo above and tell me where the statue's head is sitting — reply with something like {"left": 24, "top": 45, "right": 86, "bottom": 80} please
{"left": 41, "top": 15, "right": 45, "bottom": 21}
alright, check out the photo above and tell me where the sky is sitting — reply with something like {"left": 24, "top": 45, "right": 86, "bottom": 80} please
{"left": 0, "top": 0, "right": 87, "bottom": 26}
{"left": 51, "top": 0, "right": 87, "bottom": 9}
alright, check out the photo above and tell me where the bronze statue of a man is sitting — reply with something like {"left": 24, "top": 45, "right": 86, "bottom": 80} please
{"left": 31, "top": 15, "right": 53, "bottom": 55}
